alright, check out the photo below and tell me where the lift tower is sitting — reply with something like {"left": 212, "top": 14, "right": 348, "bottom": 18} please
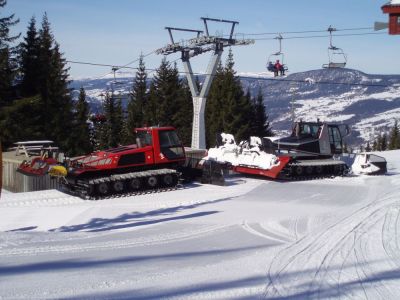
{"left": 156, "top": 18, "right": 254, "bottom": 149}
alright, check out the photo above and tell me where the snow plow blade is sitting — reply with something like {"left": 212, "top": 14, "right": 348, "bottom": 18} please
{"left": 232, "top": 156, "right": 291, "bottom": 179}
{"left": 351, "top": 153, "right": 387, "bottom": 175}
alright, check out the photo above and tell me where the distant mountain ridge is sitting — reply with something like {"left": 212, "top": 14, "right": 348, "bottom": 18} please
{"left": 70, "top": 68, "right": 400, "bottom": 146}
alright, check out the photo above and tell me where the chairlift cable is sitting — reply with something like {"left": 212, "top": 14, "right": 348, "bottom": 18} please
{"left": 66, "top": 60, "right": 389, "bottom": 88}
{"left": 253, "top": 31, "right": 386, "bottom": 41}
{"left": 236, "top": 26, "right": 374, "bottom": 37}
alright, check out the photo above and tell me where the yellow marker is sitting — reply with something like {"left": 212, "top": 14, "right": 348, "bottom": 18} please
{"left": 48, "top": 165, "right": 68, "bottom": 177}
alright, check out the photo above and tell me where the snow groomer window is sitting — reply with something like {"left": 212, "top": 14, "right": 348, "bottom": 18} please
{"left": 159, "top": 130, "right": 185, "bottom": 160}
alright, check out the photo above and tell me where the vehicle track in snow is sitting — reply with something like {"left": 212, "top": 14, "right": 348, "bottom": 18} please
{"left": 382, "top": 206, "right": 400, "bottom": 269}
{"left": 0, "top": 224, "right": 232, "bottom": 257}
{"left": 241, "top": 221, "right": 296, "bottom": 244}
{"left": 264, "top": 176, "right": 400, "bottom": 299}
{"left": 0, "top": 190, "right": 82, "bottom": 207}
{"left": 241, "top": 219, "right": 306, "bottom": 244}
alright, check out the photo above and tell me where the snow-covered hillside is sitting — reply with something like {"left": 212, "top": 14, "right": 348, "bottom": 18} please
{"left": 0, "top": 150, "right": 399, "bottom": 299}
{"left": 241, "top": 68, "right": 400, "bottom": 144}
{"left": 71, "top": 68, "right": 400, "bottom": 146}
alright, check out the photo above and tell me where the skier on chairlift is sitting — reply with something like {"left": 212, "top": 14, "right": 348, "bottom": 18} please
{"left": 274, "top": 60, "right": 285, "bottom": 77}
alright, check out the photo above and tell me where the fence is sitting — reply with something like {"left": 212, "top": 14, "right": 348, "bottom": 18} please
{"left": 2, "top": 154, "right": 60, "bottom": 193}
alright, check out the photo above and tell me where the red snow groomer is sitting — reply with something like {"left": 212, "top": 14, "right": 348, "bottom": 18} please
{"left": 207, "top": 121, "right": 351, "bottom": 180}
{"left": 49, "top": 127, "right": 187, "bottom": 198}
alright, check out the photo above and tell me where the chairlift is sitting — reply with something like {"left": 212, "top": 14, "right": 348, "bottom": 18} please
{"left": 322, "top": 26, "right": 347, "bottom": 69}
{"left": 266, "top": 34, "right": 288, "bottom": 77}
{"left": 111, "top": 66, "right": 124, "bottom": 85}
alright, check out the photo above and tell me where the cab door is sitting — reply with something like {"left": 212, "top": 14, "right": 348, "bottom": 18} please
{"left": 328, "top": 126, "right": 343, "bottom": 154}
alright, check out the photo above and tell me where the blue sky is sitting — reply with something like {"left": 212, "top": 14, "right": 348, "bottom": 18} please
{"left": 3, "top": 0, "right": 399, "bottom": 79}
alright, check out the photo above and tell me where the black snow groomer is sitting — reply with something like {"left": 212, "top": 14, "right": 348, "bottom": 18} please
{"left": 259, "top": 121, "right": 351, "bottom": 179}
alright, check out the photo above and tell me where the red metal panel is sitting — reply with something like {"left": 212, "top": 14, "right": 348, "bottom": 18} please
{"left": 382, "top": 5, "right": 400, "bottom": 14}
{"left": 144, "top": 149, "right": 154, "bottom": 164}
{"left": 233, "top": 156, "right": 291, "bottom": 179}
{"left": 152, "top": 128, "right": 163, "bottom": 164}
{"left": 389, "top": 14, "right": 400, "bottom": 34}
{"left": 382, "top": 4, "right": 400, "bottom": 34}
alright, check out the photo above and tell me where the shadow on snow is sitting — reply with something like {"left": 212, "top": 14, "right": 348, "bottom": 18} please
{"left": 49, "top": 196, "right": 235, "bottom": 233}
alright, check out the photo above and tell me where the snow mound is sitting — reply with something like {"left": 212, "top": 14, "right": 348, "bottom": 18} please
{"left": 205, "top": 133, "right": 280, "bottom": 170}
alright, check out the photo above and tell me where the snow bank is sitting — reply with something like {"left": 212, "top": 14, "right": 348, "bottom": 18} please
{"left": 206, "top": 133, "right": 280, "bottom": 170}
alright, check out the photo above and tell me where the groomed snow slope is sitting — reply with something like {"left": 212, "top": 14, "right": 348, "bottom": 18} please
{"left": 0, "top": 150, "right": 399, "bottom": 299}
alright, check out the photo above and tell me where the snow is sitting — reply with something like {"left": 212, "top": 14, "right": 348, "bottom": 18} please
{"left": 354, "top": 108, "right": 400, "bottom": 141}
{"left": 0, "top": 150, "right": 399, "bottom": 299}
{"left": 205, "top": 133, "right": 280, "bottom": 170}
{"left": 238, "top": 72, "right": 275, "bottom": 78}
{"left": 1, "top": 188, "right": 13, "bottom": 195}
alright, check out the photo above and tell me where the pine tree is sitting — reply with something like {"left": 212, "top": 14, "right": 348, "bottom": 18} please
{"left": 172, "top": 78, "right": 193, "bottom": 146}
{"left": 147, "top": 58, "right": 170, "bottom": 126}
{"left": 381, "top": 132, "right": 388, "bottom": 151}
{"left": 153, "top": 59, "right": 180, "bottom": 126}
{"left": 388, "top": 120, "right": 399, "bottom": 150}
{"left": 47, "top": 42, "right": 75, "bottom": 152}
{"left": 37, "top": 13, "right": 53, "bottom": 125}
{"left": 222, "top": 48, "right": 253, "bottom": 142}
{"left": 114, "top": 94, "right": 124, "bottom": 145}
{"left": 0, "top": 0, "right": 19, "bottom": 108}
{"left": 71, "top": 87, "right": 92, "bottom": 155}
{"left": 0, "top": 95, "right": 44, "bottom": 146}
{"left": 147, "top": 59, "right": 185, "bottom": 128}
{"left": 365, "top": 142, "right": 371, "bottom": 152}
{"left": 372, "top": 139, "right": 378, "bottom": 151}
{"left": 205, "top": 61, "right": 225, "bottom": 147}
{"left": 33, "top": 14, "right": 76, "bottom": 154}
{"left": 146, "top": 81, "right": 159, "bottom": 126}
{"left": 144, "top": 58, "right": 193, "bottom": 145}
{"left": 126, "top": 54, "right": 147, "bottom": 142}
{"left": 93, "top": 118, "right": 107, "bottom": 150}
{"left": 0, "top": 46, "right": 14, "bottom": 107}
{"left": 376, "top": 134, "right": 382, "bottom": 151}
{"left": 251, "top": 88, "right": 273, "bottom": 137}
{"left": 19, "top": 16, "right": 40, "bottom": 97}
{"left": 101, "top": 91, "right": 124, "bottom": 148}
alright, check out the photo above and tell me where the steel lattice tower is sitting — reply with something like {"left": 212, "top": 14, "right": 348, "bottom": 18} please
{"left": 156, "top": 18, "right": 254, "bottom": 149}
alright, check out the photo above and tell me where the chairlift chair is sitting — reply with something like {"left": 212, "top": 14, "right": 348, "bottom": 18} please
{"left": 111, "top": 66, "right": 124, "bottom": 85}
{"left": 322, "top": 46, "right": 347, "bottom": 69}
{"left": 266, "top": 34, "right": 288, "bottom": 76}
{"left": 322, "top": 26, "right": 347, "bottom": 69}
